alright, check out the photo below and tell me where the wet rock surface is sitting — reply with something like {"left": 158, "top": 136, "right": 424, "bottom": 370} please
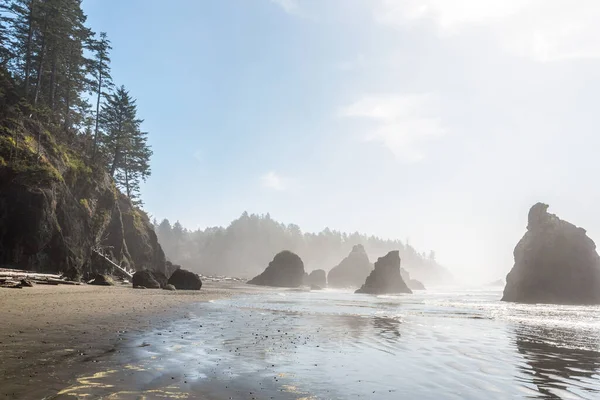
{"left": 247, "top": 251, "right": 305, "bottom": 288}
{"left": 307, "top": 269, "right": 326, "bottom": 288}
{"left": 327, "top": 245, "right": 372, "bottom": 288}
{"left": 355, "top": 251, "right": 412, "bottom": 295}
{"left": 167, "top": 269, "right": 202, "bottom": 290}
{"left": 132, "top": 270, "right": 167, "bottom": 289}
{"left": 502, "top": 203, "right": 600, "bottom": 304}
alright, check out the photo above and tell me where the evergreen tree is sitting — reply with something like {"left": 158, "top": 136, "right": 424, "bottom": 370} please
{"left": 99, "top": 85, "right": 152, "bottom": 202}
{"left": 0, "top": 2, "right": 14, "bottom": 67}
{"left": 88, "top": 31, "right": 112, "bottom": 156}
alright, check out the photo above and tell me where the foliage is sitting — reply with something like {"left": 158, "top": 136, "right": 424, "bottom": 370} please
{"left": 99, "top": 86, "right": 151, "bottom": 203}
{"left": 155, "top": 212, "right": 443, "bottom": 279}
{"left": 0, "top": 0, "right": 153, "bottom": 203}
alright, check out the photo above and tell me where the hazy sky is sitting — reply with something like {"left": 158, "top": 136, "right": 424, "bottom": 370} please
{"left": 84, "top": 0, "right": 600, "bottom": 283}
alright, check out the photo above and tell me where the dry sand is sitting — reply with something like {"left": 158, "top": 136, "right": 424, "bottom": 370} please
{"left": 0, "top": 281, "right": 247, "bottom": 399}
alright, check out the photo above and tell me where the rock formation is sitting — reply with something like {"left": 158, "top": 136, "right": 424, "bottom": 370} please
{"left": 401, "top": 268, "right": 426, "bottom": 290}
{"left": 0, "top": 73, "right": 169, "bottom": 279}
{"left": 89, "top": 274, "right": 114, "bottom": 286}
{"left": 327, "top": 245, "right": 372, "bottom": 288}
{"left": 167, "top": 269, "right": 202, "bottom": 290}
{"left": 307, "top": 269, "right": 326, "bottom": 288}
{"left": 247, "top": 251, "right": 305, "bottom": 287}
{"left": 355, "top": 251, "right": 412, "bottom": 295}
{"left": 502, "top": 203, "right": 600, "bottom": 304}
{"left": 132, "top": 270, "right": 168, "bottom": 289}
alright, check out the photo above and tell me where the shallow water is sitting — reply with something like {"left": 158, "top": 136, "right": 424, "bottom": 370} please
{"left": 57, "top": 288, "right": 600, "bottom": 399}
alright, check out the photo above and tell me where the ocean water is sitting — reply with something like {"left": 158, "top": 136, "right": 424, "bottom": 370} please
{"left": 57, "top": 288, "right": 600, "bottom": 399}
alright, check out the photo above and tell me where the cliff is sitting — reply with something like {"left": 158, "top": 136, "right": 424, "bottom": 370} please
{"left": 0, "top": 70, "right": 166, "bottom": 280}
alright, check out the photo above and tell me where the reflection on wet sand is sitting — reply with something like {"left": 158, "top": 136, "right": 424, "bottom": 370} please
{"left": 515, "top": 326, "right": 600, "bottom": 399}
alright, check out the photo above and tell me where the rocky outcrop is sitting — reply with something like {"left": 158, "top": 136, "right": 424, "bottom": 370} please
{"left": 355, "top": 251, "right": 412, "bottom": 295}
{"left": 327, "top": 245, "right": 372, "bottom": 288}
{"left": 0, "top": 74, "right": 168, "bottom": 279}
{"left": 132, "top": 270, "right": 167, "bottom": 289}
{"left": 247, "top": 250, "right": 305, "bottom": 287}
{"left": 401, "top": 268, "right": 426, "bottom": 290}
{"left": 307, "top": 269, "right": 326, "bottom": 288}
{"left": 502, "top": 203, "right": 600, "bottom": 304}
{"left": 167, "top": 268, "right": 202, "bottom": 290}
{"left": 89, "top": 274, "right": 114, "bottom": 286}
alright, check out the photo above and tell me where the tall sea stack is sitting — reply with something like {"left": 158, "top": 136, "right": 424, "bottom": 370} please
{"left": 355, "top": 251, "right": 412, "bottom": 295}
{"left": 502, "top": 203, "right": 600, "bottom": 304}
{"left": 328, "top": 244, "right": 372, "bottom": 288}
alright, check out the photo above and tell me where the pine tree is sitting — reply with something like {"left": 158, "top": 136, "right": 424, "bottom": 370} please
{"left": 89, "top": 31, "right": 112, "bottom": 156}
{"left": 0, "top": 2, "right": 14, "bottom": 67}
{"left": 99, "top": 86, "right": 152, "bottom": 203}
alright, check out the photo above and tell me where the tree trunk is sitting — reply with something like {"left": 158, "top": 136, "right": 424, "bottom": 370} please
{"left": 49, "top": 51, "right": 57, "bottom": 111}
{"left": 110, "top": 144, "right": 120, "bottom": 177}
{"left": 33, "top": 15, "right": 48, "bottom": 106}
{"left": 93, "top": 54, "right": 103, "bottom": 157}
{"left": 124, "top": 152, "right": 130, "bottom": 197}
{"left": 23, "top": 0, "right": 35, "bottom": 97}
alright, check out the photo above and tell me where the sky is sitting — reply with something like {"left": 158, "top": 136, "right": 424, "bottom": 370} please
{"left": 82, "top": 0, "right": 600, "bottom": 283}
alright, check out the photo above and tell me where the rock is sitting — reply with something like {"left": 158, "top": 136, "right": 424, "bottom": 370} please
{"left": 89, "top": 274, "right": 114, "bottom": 286}
{"left": 307, "top": 269, "right": 326, "bottom": 288}
{"left": 502, "top": 203, "right": 600, "bottom": 305}
{"left": 310, "top": 284, "right": 323, "bottom": 290}
{"left": 20, "top": 279, "right": 33, "bottom": 287}
{"left": 167, "top": 268, "right": 202, "bottom": 290}
{"left": 134, "top": 285, "right": 146, "bottom": 289}
{"left": 401, "top": 268, "right": 426, "bottom": 290}
{"left": 327, "top": 245, "right": 372, "bottom": 288}
{"left": 132, "top": 270, "right": 167, "bottom": 289}
{"left": 355, "top": 251, "right": 412, "bottom": 295}
{"left": 164, "top": 284, "right": 176, "bottom": 291}
{"left": 247, "top": 251, "right": 305, "bottom": 288}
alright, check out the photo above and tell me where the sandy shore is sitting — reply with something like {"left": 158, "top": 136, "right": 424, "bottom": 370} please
{"left": 0, "top": 281, "right": 247, "bottom": 399}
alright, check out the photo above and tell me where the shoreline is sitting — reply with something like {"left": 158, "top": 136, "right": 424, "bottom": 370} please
{"left": 0, "top": 282, "right": 251, "bottom": 399}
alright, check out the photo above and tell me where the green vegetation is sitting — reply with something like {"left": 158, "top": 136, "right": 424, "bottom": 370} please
{"left": 0, "top": 0, "right": 152, "bottom": 203}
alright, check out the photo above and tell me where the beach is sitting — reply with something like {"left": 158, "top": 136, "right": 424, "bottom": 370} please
{"left": 0, "top": 282, "right": 246, "bottom": 399}
{"left": 2, "top": 285, "right": 600, "bottom": 399}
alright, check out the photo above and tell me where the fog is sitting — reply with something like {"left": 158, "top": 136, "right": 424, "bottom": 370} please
{"left": 91, "top": 0, "right": 600, "bottom": 285}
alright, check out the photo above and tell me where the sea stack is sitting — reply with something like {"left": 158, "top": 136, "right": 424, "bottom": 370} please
{"left": 355, "top": 251, "right": 412, "bottom": 295}
{"left": 307, "top": 269, "right": 327, "bottom": 288}
{"left": 502, "top": 203, "right": 600, "bottom": 304}
{"left": 247, "top": 251, "right": 305, "bottom": 288}
{"left": 327, "top": 244, "right": 372, "bottom": 288}
{"left": 401, "top": 268, "right": 426, "bottom": 290}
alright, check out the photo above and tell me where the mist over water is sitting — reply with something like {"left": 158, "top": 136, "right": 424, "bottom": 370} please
{"left": 59, "top": 287, "right": 600, "bottom": 399}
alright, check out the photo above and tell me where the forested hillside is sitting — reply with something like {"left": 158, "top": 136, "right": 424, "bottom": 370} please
{"left": 0, "top": 1, "right": 164, "bottom": 276}
{"left": 154, "top": 213, "right": 453, "bottom": 285}
{"left": 0, "top": 0, "right": 151, "bottom": 201}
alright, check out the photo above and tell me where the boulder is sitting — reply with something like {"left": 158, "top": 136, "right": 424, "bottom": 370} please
{"left": 132, "top": 270, "right": 167, "bottom": 289}
{"left": 89, "top": 274, "right": 114, "bottom": 286}
{"left": 307, "top": 269, "right": 327, "bottom": 288}
{"left": 355, "top": 251, "right": 412, "bottom": 295}
{"left": 247, "top": 251, "right": 305, "bottom": 287}
{"left": 502, "top": 203, "right": 600, "bottom": 304}
{"left": 401, "top": 268, "right": 426, "bottom": 290}
{"left": 310, "top": 284, "right": 323, "bottom": 291}
{"left": 327, "top": 245, "right": 372, "bottom": 288}
{"left": 167, "top": 268, "right": 202, "bottom": 290}
{"left": 163, "top": 284, "right": 176, "bottom": 291}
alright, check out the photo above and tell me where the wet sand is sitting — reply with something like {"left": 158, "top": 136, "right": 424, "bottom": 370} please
{"left": 0, "top": 282, "right": 249, "bottom": 399}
